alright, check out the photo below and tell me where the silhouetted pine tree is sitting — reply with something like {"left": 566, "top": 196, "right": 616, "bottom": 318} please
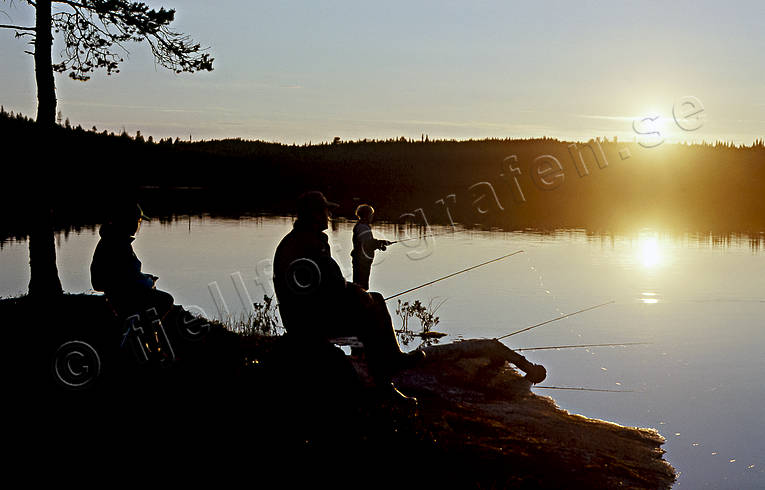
{"left": 0, "top": 0, "right": 214, "bottom": 298}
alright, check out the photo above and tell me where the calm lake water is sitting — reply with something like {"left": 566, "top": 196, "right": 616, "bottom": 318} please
{"left": 2, "top": 216, "right": 763, "bottom": 488}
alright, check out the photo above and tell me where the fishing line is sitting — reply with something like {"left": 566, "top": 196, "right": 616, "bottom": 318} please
{"left": 525, "top": 253, "right": 566, "bottom": 321}
{"left": 517, "top": 243, "right": 624, "bottom": 390}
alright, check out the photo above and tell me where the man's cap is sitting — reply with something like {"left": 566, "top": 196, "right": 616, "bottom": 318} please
{"left": 297, "top": 191, "right": 339, "bottom": 216}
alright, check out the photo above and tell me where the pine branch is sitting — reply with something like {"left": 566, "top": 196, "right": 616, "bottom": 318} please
{"left": 47, "top": 0, "right": 212, "bottom": 80}
{"left": 0, "top": 23, "right": 36, "bottom": 30}
{"left": 51, "top": 0, "right": 87, "bottom": 8}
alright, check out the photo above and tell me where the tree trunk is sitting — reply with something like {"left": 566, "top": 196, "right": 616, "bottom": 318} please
{"left": 35, "top": 0, "right": 56, "bottom": 127}
{"left": 28, "top": 0, "right": 63, "bottom": 297}
{"left": 28, "top": 206, "right": 63, "bottom": 297}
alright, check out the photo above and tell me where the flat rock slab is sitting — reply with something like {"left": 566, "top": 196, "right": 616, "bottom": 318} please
{"left": 390, "top": 339, "right": 676, "bottom": 489}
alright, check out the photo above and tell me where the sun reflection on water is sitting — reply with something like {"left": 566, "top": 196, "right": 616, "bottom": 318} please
{"left": 640, "top": 292, "right": 659, "bottom": 304}
{"left": 635, "top": 231, "right": 667, "bottom": 303}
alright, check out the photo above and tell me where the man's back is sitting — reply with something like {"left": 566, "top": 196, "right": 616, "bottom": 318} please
{"left": 272, "top": 192, "right": 423, "bottom": 403}
{"left": 91, "top": 223, "right": 152, "bottom": 294}
{"left": 90, "top": 210, "right": 174, "bottom": 320}
{"left": 273, "top": 221, "right": 347, "bottom": 336}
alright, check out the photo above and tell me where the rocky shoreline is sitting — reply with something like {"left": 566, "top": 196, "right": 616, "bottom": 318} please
{"left": 8, "top": 294, "right": 675, "bottom": 487}
{"left": 391, "top": 339, "right": 676, "bottom": 488}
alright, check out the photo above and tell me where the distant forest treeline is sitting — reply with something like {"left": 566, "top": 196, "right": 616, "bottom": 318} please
{"left": 1, "top": 108, "right": 764, "bottom": 241}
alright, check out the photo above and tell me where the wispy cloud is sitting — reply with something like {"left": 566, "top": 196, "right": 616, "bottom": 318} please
{"left": 63, "top": 100, "right": 238, "bottom": 116}
{"left": 517, "top": 109, "right": 639, "bottom": 122}
{"left": 576, "top": 114, "right": 637, "bottom": 122}
{"left": 380, "top": 119, "right": 551, "bottom": 131}
{"left": 298, "top": 116, "right": 557, "bottom": 133}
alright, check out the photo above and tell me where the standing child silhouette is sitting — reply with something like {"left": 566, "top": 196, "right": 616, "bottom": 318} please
{"left": 351, "top": 204, "right": 391, "bottom": 290}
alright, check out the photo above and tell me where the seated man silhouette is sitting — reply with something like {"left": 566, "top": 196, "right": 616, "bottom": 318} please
{"left": 90, "top": 203, "right": 174, "bottom": 326}
{"left": 273, "top": 191, "right": 423, "bottom": 403}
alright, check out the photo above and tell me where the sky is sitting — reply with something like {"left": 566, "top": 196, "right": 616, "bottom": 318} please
{"left": 1, "top": 0, "right": 763, "bottom": 144}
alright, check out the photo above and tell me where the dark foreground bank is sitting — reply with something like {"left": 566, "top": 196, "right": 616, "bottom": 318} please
{"left": 5, "top": 294, "right": 675, "bottom": 488}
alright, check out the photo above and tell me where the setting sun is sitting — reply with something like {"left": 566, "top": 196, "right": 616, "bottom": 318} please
{"left": 639, "top": 235, "right": 662, "bottom": 268}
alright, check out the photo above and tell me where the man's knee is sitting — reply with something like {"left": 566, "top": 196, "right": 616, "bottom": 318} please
{"left": 149, "top": 288, "right": 173, "bottom": 300}
{"left": 146, "top": 289, "right": 174, "bottom": 313}
{"left": 368, "top": 292, "right": 384, "bottom": 303}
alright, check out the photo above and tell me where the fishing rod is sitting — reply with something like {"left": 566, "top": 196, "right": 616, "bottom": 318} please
{"left": 496, "top": 300, "right": 615, "bottom": 340}
{"left": 389, "top": 229, "right": 462, "bottom": 244}
{"left": 534, "top": 386, "right": 635, "bottom": 393}
{"left": 515, "top": 342, "right": 651, "bottom": 352}
{"left": 384, "top": 250, "right": 525, "bottom": 301}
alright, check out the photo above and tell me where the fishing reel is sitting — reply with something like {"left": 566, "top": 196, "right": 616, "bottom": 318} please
{"left": 524, "top": 363, "right": 547, "bottom": 384}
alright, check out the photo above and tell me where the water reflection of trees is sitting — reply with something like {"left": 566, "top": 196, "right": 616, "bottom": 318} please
{"left": 2, "top": 110, "right": 763, "bottom": 249}
{"left": 3, "top": 217, "right": 761, "bottom": 255}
